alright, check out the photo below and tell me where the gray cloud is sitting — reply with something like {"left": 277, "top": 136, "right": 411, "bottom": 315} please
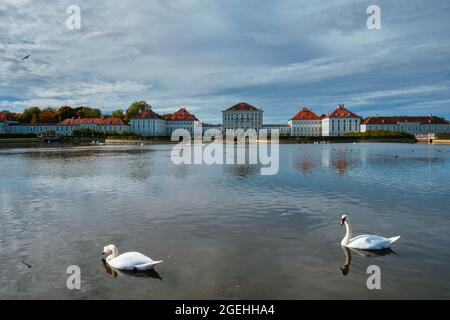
{"left": 1, "top": 0, "right": 449, "bottom": 122}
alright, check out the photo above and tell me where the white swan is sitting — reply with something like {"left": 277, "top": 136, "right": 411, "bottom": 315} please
{"left": 102, "top": 244, "right": 163, "bottom": 271}
{"left": 340, "top": 215, "right": 400, "bottom": 250}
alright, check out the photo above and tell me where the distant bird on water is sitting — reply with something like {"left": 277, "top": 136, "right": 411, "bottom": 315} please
{"left": 20, "top": 54, "right": 31, "bottom": 61}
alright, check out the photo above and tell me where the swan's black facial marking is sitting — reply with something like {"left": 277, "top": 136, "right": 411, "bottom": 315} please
{"left": 340, "top": 216, "right": 347, "bottom": 225}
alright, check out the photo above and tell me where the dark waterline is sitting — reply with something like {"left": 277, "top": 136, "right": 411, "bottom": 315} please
{"left": 0, "top": 143, "right": 449, "bottom": 299}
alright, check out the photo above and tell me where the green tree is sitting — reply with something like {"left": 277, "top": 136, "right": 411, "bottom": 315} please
{"left": 20, "top": 107, "right": 41, "bottom": 123}
{"left": 75, "top": 107, "right": 102, "bottom": 119}
{"left": 160, "top": 113, "right": 172, "bottom": 120}
{"left": 111, "top": 109, "right": 125, "bottom": 120}
{"left": 126, "top": 100, "right": 151, "bottom": 118}
{"left": 57, "top": 106, "right": 76, "bottom": 121}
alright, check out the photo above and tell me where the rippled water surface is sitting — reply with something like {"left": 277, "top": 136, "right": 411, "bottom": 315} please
{"left": 1, "top": 143, "right": 450, "bottom": 299}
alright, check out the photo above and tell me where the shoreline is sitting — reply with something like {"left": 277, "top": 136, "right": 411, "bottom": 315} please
{"left": 105, "top": 138, "right": 418, "bottom": 145}
{"left": 432, "top": 139, "right": 450, "bottom": 145}
{"left": 0, "top": 137, "right": 420, "bottom": 146}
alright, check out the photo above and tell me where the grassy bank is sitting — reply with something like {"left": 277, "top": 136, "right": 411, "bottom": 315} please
{"left": 0, "top": 137, "right": 40, "bottom": 143}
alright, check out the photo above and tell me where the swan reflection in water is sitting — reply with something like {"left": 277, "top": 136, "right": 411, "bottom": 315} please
{"left": 340, "top": 246, "right": 395, "bottom": 276}
{"left": 102, "top": 259, "right": 163, "bottom": 280}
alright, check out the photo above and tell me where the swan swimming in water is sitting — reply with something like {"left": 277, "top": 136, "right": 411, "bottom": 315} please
{"left": 340, "top": 215, "right": 400, "bottom": 250}
{"left": 102, "top": 244, "right": 163, "bottom": 271}
{"left": 101, "top": 258, "right": 162, "bottom": 279}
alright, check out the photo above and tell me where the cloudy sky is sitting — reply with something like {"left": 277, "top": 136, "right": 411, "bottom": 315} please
{"left": 1, "top": 0, "right": 450, "bottom": 123}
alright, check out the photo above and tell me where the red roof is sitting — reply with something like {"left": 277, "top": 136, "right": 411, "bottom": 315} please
{"left": 324, "top": 105, "right": 360, "bottom": 119}
{"left": 291, "top": 107, "right": 320, "bottom": 120}
{"left": 59, "top": 118, "right": 125, "bottom": 125}
{"left": 167, "top": 108, "right": 199, "bottom": 121}
{"left": 132, "top": 109, "right": 163, "bottom": 120}
{"left": 362, "top": 116, "right": 449, "bottom": 125}
{"left": 0, "top": 112, "right": 16, "bottom": 122}
{"left": 225, "top": 102, "right": 261, "bottom": 111}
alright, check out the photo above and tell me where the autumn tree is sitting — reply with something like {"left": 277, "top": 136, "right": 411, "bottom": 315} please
{"left": 57, "top": 106, "right": 76, "bottom": 121}
{"left": 75, "top": 107, "right": 102, "bottom": 118}
{"left": 38, "top": 108, "right": 58, "bottom": 123}
{"left": 0, "top": 110, "right": 18, "bottom": 121}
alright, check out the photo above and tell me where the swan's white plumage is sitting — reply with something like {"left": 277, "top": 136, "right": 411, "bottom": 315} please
{"left": 345, "top": 234, "right": 399, "bottom": 250}
{"left": 103, "top": 244, "right": 163, "bottom": 271}
{"left": 340, "top": 215, "right": 400, "bottom": 250}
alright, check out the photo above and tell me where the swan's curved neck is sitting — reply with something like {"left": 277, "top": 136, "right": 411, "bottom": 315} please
{"left": 341, "top": 221, "right": 352, "bottom": 245}
{"left": 106, "top": 247, "right": 118, "bottom": 262}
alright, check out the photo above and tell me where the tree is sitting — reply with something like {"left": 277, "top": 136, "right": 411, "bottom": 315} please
{"left": 20, "top": 107, "right": 41, "bottom": 123}
{"left": 38, "top": 108, "right": 58, "bottom": 123}
{"left": 31, "top": 113, "right": 39, "bottom": 124}
{"left": 57, "top": 106, "right": 76, "bottom": 121}
{"left": 111, "top": 109, "right": 125, "bottom": 120}
{"left": 0, "top": 110, "right": 18, "bottom": 121}
{"left": 160, "top": 113, "right": 173, "bottom": 120}
{"left": 126, "top": 100, "right": 151, "bottom": 118}
{"left": 75, "top": 107, "right": 102, "bottom": 118}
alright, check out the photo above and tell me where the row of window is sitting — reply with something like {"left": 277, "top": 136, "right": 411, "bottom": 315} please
{"left": 6, "top": 125, "right": 129, "bottom": 134}
{"left": 328, "top": 119, "right": 360, "bottom": 124}
{"left": 293, "top": 127, "right": 321, "bottom": 132}
{"left": 331, "top": 125, "right": 360, "bottom": 132}
{"left": 224, "top": 114, "right": 262, "bottom": 120}
{"left": 366, "top": 125, "right": 450, "bottom": 132}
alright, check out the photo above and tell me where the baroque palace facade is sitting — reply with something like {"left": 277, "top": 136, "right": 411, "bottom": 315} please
{"left": 1, "top": 103, "right": 449, "bottom": 137}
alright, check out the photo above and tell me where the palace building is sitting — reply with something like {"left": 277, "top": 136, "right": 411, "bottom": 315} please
{"left": 360, "top": 116, "right": 450, "bottom": 135}
{"left": 129, "top": 108, "right": 167, "bottom": 137}
{"left": 166, "top": 108, "right": 201, "bottom": 136}
{"left": 288, "top": 107, "right": 322, "bottom": 137}
{"left": 321, "top": 104, "right": 361, "bottom": 137}
{"left": 0, "top": 116, "right": 129, "bottom": 136}
{"left": 222, "top": 102, "right": 263, "bottom": 132}
{"left": 1, "top": 103, "right": 449, "bottom": 138}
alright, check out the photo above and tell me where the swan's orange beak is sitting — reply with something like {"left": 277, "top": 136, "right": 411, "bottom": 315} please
{"left": 340, "top": 219, "right": 345, "bottom": 225}
{"left": 101, "top": 251, "right": 106, "bottom": 255}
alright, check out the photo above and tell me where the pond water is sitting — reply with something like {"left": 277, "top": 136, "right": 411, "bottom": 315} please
{"left": 0, "top": 143, "right": 449, "bottom": 299}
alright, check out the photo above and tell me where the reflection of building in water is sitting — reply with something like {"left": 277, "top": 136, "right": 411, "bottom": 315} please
{"left": 224, "top": 164, "right": 260, "bottom": 178}
{"left": 334, "top": 156, "right": 348, "bottom": 175}
{"left": 320, "top": 147, "right": 363, "bottom": 174}
{"left": 295, "top": 148, "right": 319, "bottom": 174}
{"left": 296, "top": 157, "right": 317, "bottom": 174}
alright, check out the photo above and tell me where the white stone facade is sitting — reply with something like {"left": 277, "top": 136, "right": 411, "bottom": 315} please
{"left": 2, "top": 104, "right": 450, "bottom": 138}
{"left": 288, "top": 108, "right": 322, "bottom": 136}
{"left": 129, "top": 109, "right": 167, "bottom": 137}
{"left": 222, "top": 102, "right": 263, "bottom": 131}
{"left": 321, "top": 105, "right": 361, "bottom": 137}
{"left": 360, "top": 116, "right": 450, "bottom": 135}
